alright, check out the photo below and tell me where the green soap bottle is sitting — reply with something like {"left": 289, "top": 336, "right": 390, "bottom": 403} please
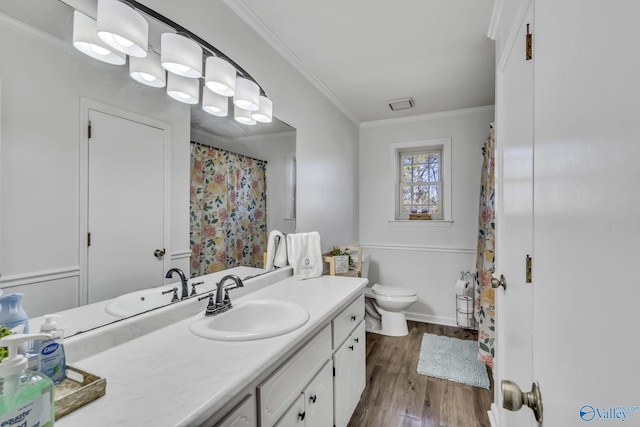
{"left": 0, "top": 333, "right": 55, "bottom": 427}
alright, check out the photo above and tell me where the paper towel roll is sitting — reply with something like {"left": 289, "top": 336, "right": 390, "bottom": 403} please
{"left": 455, "top": 279, "right": 469, "bottom": 296}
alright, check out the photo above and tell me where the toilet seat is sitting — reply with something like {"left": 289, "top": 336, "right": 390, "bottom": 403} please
{"left": 372, "top": 283, "right": 417, "bottom": 298}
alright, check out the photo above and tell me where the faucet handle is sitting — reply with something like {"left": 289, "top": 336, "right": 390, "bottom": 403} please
{"left": 190, "top": 281, "right": 205, "bottom": 296}
{"left": 162, "top": 287, "right": 180, "bottom": 303}
{"left": 198, "top": 293, "right": 217, "bottom": 316}
{"left": 222, "top": 289, "right": 231, "bottom": 305}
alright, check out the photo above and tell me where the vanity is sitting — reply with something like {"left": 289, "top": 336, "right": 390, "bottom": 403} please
{"left": 55, "top": 271, "right": 367, "bottom": 426}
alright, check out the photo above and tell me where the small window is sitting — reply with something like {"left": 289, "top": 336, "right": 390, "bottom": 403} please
{"left": 398, "top": 148, "right": 442, "bottom": 219}
{"left": 390, "top": 138, "right": 451, "bottom": 222}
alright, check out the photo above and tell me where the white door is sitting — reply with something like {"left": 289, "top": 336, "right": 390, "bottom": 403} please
{"left": 493, "top": 3, "right": 535, "bottom": 426}
{"left": 87, "top": 109, "right": 165, "bottom": 303}
{"left": 531, "top": 1, "right": 640, "bottom": 425}
{"left": 496, "top": 1, "right": 640, "bottom": 425}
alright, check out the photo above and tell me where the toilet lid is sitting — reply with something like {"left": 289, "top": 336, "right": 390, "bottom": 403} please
{"left": 372, "top": 283, "right": 417, "bottom": 297}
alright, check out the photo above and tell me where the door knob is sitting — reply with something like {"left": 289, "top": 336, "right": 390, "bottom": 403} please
{"left": 153, "top": 248, "right": 166, "bottom": 259}
{"left": 491, "top": 274, "right": 507, "bottom": 290}
{"left": 501, "top": 380, "right": 543, "bottom": 422}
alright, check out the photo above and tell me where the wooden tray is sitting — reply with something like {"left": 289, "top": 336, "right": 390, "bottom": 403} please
{"left": 54, "top": 366, "right": 106, "bottom": 419}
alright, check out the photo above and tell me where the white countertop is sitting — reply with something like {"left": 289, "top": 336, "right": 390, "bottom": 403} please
{"left": 57, "top": 274, "right": 367, "bottom": 427}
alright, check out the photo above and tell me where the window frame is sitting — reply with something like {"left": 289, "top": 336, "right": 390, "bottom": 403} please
{"left": 390, "top": 138, "right": 452, "bottom": 222}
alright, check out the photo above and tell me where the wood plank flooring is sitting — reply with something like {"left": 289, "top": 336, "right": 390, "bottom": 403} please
{"left": 347, "top": 321, "right": 493, "bottom": 427}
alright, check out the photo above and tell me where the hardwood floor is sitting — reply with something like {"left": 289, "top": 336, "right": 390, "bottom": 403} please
{"left": 347, "top": 321, "right": 493, "bottom": 427}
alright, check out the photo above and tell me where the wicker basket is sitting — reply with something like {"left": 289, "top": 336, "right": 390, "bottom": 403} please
{"left": 54, "top": 366, "right": 106, "bottom": 419}
{"left": 408, "top": 213, "right": 431, "bottom": 220}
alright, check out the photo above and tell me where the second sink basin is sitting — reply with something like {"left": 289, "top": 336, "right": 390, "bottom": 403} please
{"left": 189, "top": 299, "right": 310, "bottom": 341}
{"left": 106, "top": 288, "right": 175, "bottom": 317}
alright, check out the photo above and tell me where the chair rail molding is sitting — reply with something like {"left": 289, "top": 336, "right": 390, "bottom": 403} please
{"left": 361, "top": 243, "right": 475, "bottom": 255}
{"left": 0, "top": 266, "right": 80, "bottom": 288}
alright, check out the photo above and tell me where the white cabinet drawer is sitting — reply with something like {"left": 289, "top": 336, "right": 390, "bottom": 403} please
{"left": 259, "top": 325, "right": 331, "bottom": 427}
{"left": 331, "top": 294, "right": 364, "bottom": 349}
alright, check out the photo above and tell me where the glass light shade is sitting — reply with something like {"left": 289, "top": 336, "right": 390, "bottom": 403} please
{"left": 205, "top": 56, "right": 236, "bottom": 96}
{"left": 167, "top": 73, "right": 199, "bottom": 104}
{"left": 234, "top": 106, "right": 257, "bottom": 125}
{"left": 72, "top": 11, "right": 126, "bottom": 65}
{"left": 96, "top": 0, "right": 149, "bottom": 58}
{"left": 161, "top": 33, "right": 202, "bottom": 78}
{"left": 251, "top": 96, "right": 273, "bottom": 123}
{"left": 130, "top": 52, "right": 166, "bottom": 88}
{"left": 202, "top": 88, "right": 229, "bottom": 117}
{"left": 233, "top": 77, "right": 260, "bottom": 111}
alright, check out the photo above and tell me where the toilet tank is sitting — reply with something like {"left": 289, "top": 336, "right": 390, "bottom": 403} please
{"left": 361, "top": 254, "right": 371, "bottom": 278}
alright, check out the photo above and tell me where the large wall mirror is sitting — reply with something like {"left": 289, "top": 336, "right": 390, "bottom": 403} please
{"left": 0, "top": 0, "right": 296, "bottom": 335}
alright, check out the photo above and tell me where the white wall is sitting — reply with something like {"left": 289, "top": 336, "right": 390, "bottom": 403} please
{"left": 359, "top": 106, "right": 494, "bottom": 325}
{"left": 141, "top": 0, "right": 360, "bottom": 250}
{"left": 190, "top": 128, "right": 297, "bottom": 234}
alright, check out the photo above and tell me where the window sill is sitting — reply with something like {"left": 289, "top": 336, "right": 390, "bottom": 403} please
{"left": 387, "top": 219, "right": 454, "bottom": 227}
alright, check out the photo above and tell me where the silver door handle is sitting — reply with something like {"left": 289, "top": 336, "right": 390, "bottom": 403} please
{"left": 502, "top": 380, "right": 543, "bottom": 422}
{"left": 491, "top": 274, "right": 507, "bottom": 290}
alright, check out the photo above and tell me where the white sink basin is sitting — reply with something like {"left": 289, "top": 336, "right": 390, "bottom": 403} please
{"left": 106, "top": 288, "right": 175, "bottom": 317}
{"left": 189, "top": 299, "right": 310, "bottom": 341}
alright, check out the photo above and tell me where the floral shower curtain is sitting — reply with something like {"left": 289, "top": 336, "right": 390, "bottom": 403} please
{"left": 190, "top": 143, "right": 267, "bottom": 276}
{"left": 475, "top": 127, "right": 495, "bottom": 367}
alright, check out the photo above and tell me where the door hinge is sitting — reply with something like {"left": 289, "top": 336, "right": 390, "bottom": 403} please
{"left": 87, "top": 232, "right": 91, "bottom": 247}
{"left": 526, "top": 23, "right": 533, "bottom": 60}
{"left": 88, "top": 120, "right": 92, "bottom": 139}
{"left": 333, "top": 367, "right": 335, "bottom": 377}
{"left": 526, "top": 255, "right": 532, "bottom": 283}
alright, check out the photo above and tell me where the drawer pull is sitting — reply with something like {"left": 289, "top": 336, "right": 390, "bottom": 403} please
{"left": 354, "top": 337, "right": 359, "bottom": 343}
{"left": 351, "top": 314, "right": 357, "bottom": 321}
{"left": 349, "top": 345, "right": 354, "bottom": 351}
{"left": 309, "top": 394, "right": 317, "bottom": 404}
{"left": 298, "top": 411, "right": 306, "bottom": 421}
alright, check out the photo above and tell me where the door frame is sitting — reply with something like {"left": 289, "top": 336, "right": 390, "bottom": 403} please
{"left": 78, "top": 98, "right": 172, "bottom": 306}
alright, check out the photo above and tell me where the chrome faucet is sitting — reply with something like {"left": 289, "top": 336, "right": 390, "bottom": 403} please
{"left": 214, "top": 274, "right": 244, "bottom": 313}
{"left": 165, "top": 268, "right": 189, "bottom": 300}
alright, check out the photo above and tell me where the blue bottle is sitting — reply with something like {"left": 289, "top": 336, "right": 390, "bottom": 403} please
{"left": 0, "top": 293, "right": 29, "bottom": 334}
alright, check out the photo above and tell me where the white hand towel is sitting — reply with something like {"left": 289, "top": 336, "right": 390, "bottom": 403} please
{"left": 286, "top": 232, "right": 323, "bottom": 280}
{"left": 265, "top": 230, "right": 287, "bottom": 271}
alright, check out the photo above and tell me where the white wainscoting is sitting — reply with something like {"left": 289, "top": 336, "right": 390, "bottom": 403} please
{"left": 361, "top": 244, "right": 476, "bottom": 327}
{"left": 0, "top": 267, "right": 80, "bottom": 317}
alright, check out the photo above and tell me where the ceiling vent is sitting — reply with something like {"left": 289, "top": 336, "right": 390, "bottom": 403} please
{"left": 388, "top": 97, "right": 415, "bottom": 111}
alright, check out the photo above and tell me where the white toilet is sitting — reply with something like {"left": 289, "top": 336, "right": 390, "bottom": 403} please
{"left": 362, "top": 254, "right": 418, "bottom": 336}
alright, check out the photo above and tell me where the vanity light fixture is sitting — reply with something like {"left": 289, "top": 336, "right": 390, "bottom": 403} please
{"left": 161, "top": 33, "right": 203, "bottom": 79}
{"left": 205, "top": 56, "right": 236, "bottom": 96}
{"left": 234, "top": 106, "right": 257, "bottom": 125}
{"left": 167, "top": 73, "right": 199, "bottom": 104}
{"left": 202, "top": 88, "right": 229, "bottom": 117}
{"left": 233, "top": 77, "right": 260, "bottom": 112}
{"left": 72, "top": 11, "right": 126, "bottom": 65}
{"left": 96, "top": 0, "right": 149, "bottom": 58}
{"left": 251, "top": 96, "right": 273, "bottom": 123}
{"left": 129, "top": 51, "right": 166, "bottom": 88}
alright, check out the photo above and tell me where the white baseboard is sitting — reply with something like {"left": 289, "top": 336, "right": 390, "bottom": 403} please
{"left": 488, "top": 403, "right": 500, "bottom": 427}
{"left": 405, "top": 311, "right": 457, "bottom": 327}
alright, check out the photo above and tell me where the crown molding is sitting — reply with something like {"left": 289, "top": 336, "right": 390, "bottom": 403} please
{"left": 223, "top": 0, "right": 361, "bottom": 125}
{"left": 360, "top": 105, "right": 495, "bottom": 129}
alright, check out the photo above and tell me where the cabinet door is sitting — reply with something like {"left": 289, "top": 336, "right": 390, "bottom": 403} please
{"left": 333, "top": 335, "right": 353, "bottom": 427}
{"left": 274, "top": 394, "right": 306, "bottom": 427}
{"left": 351, "top": 321, "right": 366, "bottom": 400}
{"left": 305, "top": 361, "right": 333, "bottom": 427}
{"left": 217, "top": 394, "right": 257, "bottom": 427}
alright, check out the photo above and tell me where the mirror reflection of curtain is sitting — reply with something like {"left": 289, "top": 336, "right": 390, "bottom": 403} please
{"left": 190, "top": 143, "right": 267, "bottom": 276}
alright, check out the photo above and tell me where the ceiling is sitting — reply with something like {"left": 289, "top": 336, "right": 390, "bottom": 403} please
{"left": 224, "top": 0, "right": 496, "bottom": 124}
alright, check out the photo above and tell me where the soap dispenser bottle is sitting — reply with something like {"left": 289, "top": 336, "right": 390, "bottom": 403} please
{"left": 0, "top": 293, "right": 29, "bottom": 334}
{"left": 0, "top": 333, "right": 55, "bottom": 426}
{"left": 38, "top": 315, "right": 66, "bottom": 384}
